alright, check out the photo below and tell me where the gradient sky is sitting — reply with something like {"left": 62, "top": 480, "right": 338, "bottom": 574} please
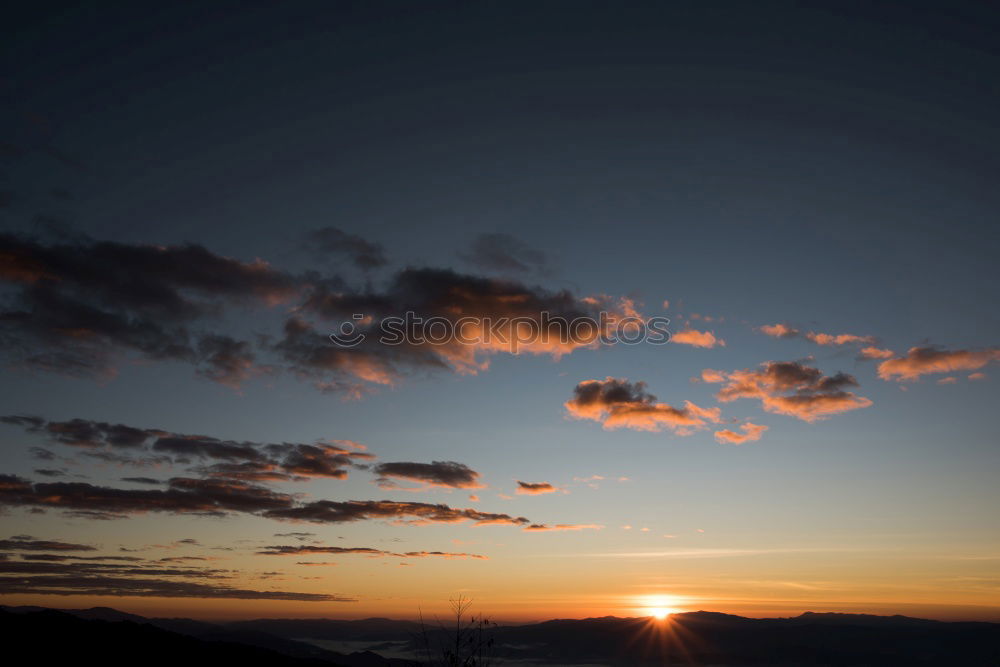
{"left": 1, "top": 2, "right": 999, "bottom": 622}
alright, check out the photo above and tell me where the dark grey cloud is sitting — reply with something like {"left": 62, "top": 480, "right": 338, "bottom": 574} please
{"left": 258, "top": 544, "right": 486, "bottom": 559}
{"left": 305, "top": 226, "right": 387, "bottom": 270}
{"left": 264, "top": 499, "right": 530, "bottom": 526}
{"left": 0, "top": 475, "right": 537, "bottom": 529}
{"left": 0, "top": 230, "right": 630, "bottom": 395}
{"left": 0, "top": 231, "right": 297, "bottom": 383}
{"left": 2, "top": 415, "right": 160, "bottom": 448}
{"left": 372, "top": 461, "right": 482, "bottom": 489}
{"left": 279, "top": 266, "right": 623, "bottom": 391}
{"left": 0, "top": 558, "right": 349, "bottom": 601}
{"left": 0, "top": 474, "right": 294, "bottom": 516}
{"left": 460, "top": 233, "right": 548, "bottom": 274}
{"left": 0, "top": 537, "right": 95, "bottom": 552}
{"left": 33, "top": 468, "right": 67, "bottom": 477}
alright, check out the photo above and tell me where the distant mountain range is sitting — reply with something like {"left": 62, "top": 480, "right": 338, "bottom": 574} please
{"left": 3, "top": 605, "right": 999, "bottom": 666}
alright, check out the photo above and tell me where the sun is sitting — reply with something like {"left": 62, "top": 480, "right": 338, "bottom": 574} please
{"left": 638, "top": 594, "right": 684, "bottom": 619}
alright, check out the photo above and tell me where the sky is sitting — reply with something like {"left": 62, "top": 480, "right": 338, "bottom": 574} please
{"left": 1, "top": 1, "right": 999, "bottom": 622}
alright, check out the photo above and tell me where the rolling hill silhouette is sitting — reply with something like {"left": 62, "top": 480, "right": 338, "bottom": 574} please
{"left": 3, "top": 605, "right": 999, "bottom": 665}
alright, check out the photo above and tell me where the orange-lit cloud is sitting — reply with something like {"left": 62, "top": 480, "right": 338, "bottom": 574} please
{"left": 672, "top": 328, "right": 725, "bottom": 348}
{"left": 523, "top": 523, "right": 604, "bottom": 532}
{"left": 760, "top": 324, "right": 877, "bottom": 348}
{"left": 759, "top": 323, "right": 799, "bottom": 338}
{"left": 516, "top": 481, "right": 561, "bottom": 495}
{"left": 877, "top": 346, "right": 1000, "bottom": 381}
{"left": 565, "top": 377, "right": 721, "bottom": 434}
{"left": 714, "top": 422, "right": 769, "bottom": 444}
{"left": 859, "top": 346, "right": 895, "bottom": 360}
{"left": 704, "top": 361, "right": 872, "bottom": 422}
{"left": 805, "top": 332, "right": 876, "bottom": 346}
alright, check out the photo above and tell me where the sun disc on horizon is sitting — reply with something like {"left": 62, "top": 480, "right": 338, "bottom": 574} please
{"left": 649, "top": 607, "right": 675, "bottom": 619}
{"left": 639, "top": 594, "right": 684, "bottom": 619}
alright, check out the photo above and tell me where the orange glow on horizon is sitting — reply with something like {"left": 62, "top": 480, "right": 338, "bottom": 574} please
{"left": 636, "top": 594, "right": 686, "bottom": 619}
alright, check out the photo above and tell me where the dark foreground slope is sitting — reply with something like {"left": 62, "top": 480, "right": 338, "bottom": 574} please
{"left": 0, "top": 608, "right": 407, "bottom": 667}
{"left": 4, "top": 606, "right": 1000, "bottom": 666}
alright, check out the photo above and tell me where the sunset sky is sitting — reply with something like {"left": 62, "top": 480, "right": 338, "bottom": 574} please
{"left": 1, "top": 2, "right": 998, "bottom": 622}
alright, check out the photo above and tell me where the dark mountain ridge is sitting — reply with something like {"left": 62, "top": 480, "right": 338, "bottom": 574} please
{"left": 3, "top": 605, "right": 999, "bottom": 665}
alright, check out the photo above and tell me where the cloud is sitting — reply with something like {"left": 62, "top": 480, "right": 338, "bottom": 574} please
{"left": 516, "top": 481, "right": 560, "bottom": 495}
{"left": 0, "top": 537, "right": 96, "bottom": 552}
{"left": 704, "top": 361, "right": 872, "bottom": 422}
{"left": 1, "top": 415, "right": 158, "bottom": 448}
{"left": 523, "top": 524, "right": 604, "bottom": 532}
{"left": 759, "top": 324, "right": 799, "bottom": 338}
{"left": 0, "top": 231, "right": 296, "bottom": 383}
{"left": 714, "top": 422, "right": 769, "bottom": 445}
{"left": 304, "top": 227, "right": 387, "bottom": 270}
{"left": 273, "top": 532, "right": 315, "bottom": 541}
{"left": 459, "top": 233, "right": 548, "bottom": 274}
{"left": 877, "top": 346, "right": 1000, "bottom": 381}
{"left": 671, "top": 329, "right": 724, "bottom": 348}
{"left": 372, "top": 461, "right": 483, "bottom": 489}
{"left": 0, "top": 474, "right": 540, "bottom": 530}
{"left": 281, "top": 267, "right": 640, "bottom": 388}
{"left": 0, "top": 231, "right": 641, "bottom": 395}
{"left": 0, "top": 474, "right": 293, "bottom": 516}
{"left": 565, "top": 377, "right": 721, "bottom": 433}
{"left": 257, "top": 544, "right": 487, "bottom": 559}
{"left": 804, "top": 332, "right": 876, "bottom": 346}
{"left": 2, "top": 416, "right": 373, "bottom": 483}
{"left": 759, "top": 324, "right": 876, "bottom": 347}
{"left": 263, "top": 499, "right": 531, "bottom": 526}
{"left": 859, "top": 346, "right": 895, "bottom": 360}
{"left": 0, "top": 568, "right": 350, "bottom": 601}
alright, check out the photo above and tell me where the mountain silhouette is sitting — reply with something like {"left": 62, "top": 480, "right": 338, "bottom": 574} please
{"left": 3, "top": 605, "right": 999, "bottom": 665}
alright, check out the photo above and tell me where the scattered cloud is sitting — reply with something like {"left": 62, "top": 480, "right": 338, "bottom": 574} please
{"left": 565, "top": 377, "right": 721, "bottom": 433}
{"left": 1, "top": 416, "right": 373, "bottom": 483}
{"left": 516, "top": 481, "right": 561, "bottom": 495}
{"left": 759, "top": 324, "right": 876, "bottom": 348}
{"left": 877, "top": 346, "right": 1000, "bottom": 382}
{"left": 714, "top": 422, "right": 769, "bottom": 445}
{"left": 524, "top": 524, "right": 603, "bottom": 532}
{"left": 304, "top": 226, "right": 387, "bottom": 270}
{"left": 257, "top": 544, "right": 487, "bottom": 559}
{"left": 704, "top": 361, "right": 872, "bottom": 422}
{"left": 263, "top": 499, "right": 531, "bottom": 527}
{"left": 0, "top": 231, "right": 296, "bottom": 384}
{"left": 859, "top": 346, "right": 895, "bottom": 360}
{"left": 759, "top": 324, "right": 799, "bottom": 338}
{"left": 0, "top": 536, "right": 95, "bottom": 552}
{"left": 671, "top": 328, "right": 724, "bottom": 348}
{"left": 372, "top": 461, "right": 483, "bottom": 490}
{"left": 804, "top": 332, "right": 876, "bottom": 346}
{"left": 0, "top": 560, "right": 351, "bottom": 601}
{"left": 459, "top": 233, "right": 548, "bottom": 274}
